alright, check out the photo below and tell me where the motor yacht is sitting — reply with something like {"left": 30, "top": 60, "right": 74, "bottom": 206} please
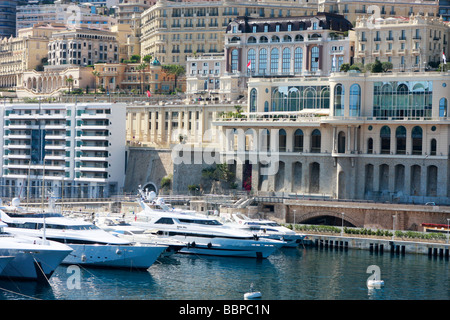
{"left": 94, "top": 215, "right": 185, "bottom": 257}
{"left": 131, "top": 206, "right": 285, "bottom": 258}
{"left": 0, "top": 220, "right": 72, "bottom": 281}
{"left": 227, "top": 213, "right": 306, "bottom": 248}
{"left": 0, "top": 201, "right": 168, "bottom": 270}
{"left": 133, "top": 187, "right": 285, "bottom": 258}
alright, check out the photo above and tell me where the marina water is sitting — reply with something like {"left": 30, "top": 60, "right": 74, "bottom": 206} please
{"left": 1, "top": 246, "right": 449, "bottom": 300}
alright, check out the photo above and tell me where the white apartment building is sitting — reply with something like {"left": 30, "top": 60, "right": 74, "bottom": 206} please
{"left": 16, "top": 3, "right": 116, "bottom": 31}
{"left": 0, "top": 103, "right": 126, "bottom": 199}
{"left": 185, "top": 53, "right": 226, "bottom": 102}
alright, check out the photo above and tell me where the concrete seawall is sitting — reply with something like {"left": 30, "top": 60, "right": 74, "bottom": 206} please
{"left": 302, "top": 233, "right": 450, "bottom": 258}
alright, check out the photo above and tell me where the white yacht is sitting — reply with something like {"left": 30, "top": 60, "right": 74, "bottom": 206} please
{"left": 131, "top": 201, "right": 285, "bottom": 258}
{"left": 94, "top": 215, "right": 185, "bottom": 257}
{"left": 228, "top": 213, "right": 306, "bottom": 248}
{"left": 0, "top": 205, "right": 168, "bottom": 270}
{"left": 0, "top": 221, "right": 73, "bottom": 281}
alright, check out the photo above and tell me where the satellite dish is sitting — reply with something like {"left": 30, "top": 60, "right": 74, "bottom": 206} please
{"left": 11, "top": 198, "right": 21, "bottom": 207}
{"left": 148, "top": 191, "right": 156, "bottom": 201}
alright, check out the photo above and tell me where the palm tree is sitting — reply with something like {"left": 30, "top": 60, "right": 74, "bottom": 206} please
{"left": 136, "top": 63, "right": 148, "bottom": 94}
{"left": 162, "top": 64, "right": 185, "bottom": 93}
{"left": 66, "top": 77, "right": 74, "bottom": 94}
{"left": 92, "top": 71, "right": 100, "bottom": 94}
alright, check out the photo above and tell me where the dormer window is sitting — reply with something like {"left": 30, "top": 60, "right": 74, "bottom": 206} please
{"left": 252, "top": 25, "right": 257, "bottom": 33}
{"left": 276, "top": 24, "right": 280, "bottom": 32}
{"left": 264, "top": 25, "right": 268, "bottom": 33}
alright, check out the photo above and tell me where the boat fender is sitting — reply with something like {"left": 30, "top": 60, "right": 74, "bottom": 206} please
{"left": 191, "top": 242, "right": 196, "bottom": 248}
{"left": 81, "top": 254, "right": 87, "bottom": 262}
{"left": 207, "top": 242, "right": 212, "bottom": 249}
{"left": 116, "top": 249, "right": 122, "bottom": 255}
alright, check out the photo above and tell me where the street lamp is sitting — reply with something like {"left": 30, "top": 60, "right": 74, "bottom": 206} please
{"left": 447, "top": 219, "right": 450, "bottom": 244}
{"left": 392, "top": 215, "right": 396, "bottom": 241}
{"left": 341, "top": 212, "right": 345, "bottom": 236}
{"left": 293, "top": 209, "right": 296, "bottom": 229}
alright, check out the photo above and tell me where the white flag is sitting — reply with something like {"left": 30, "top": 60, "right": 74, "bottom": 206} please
{"left": 443, "top": 51, "right": 447, "bottom": 64}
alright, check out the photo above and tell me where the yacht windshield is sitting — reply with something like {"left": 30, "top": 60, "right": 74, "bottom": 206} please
{"left": 178, "top": 218, "right": 222, "bottom": 226}
{"left": 7, "top": 222, "right": 100, "bottom": 230}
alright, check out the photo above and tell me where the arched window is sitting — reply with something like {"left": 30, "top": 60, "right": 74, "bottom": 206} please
{"left": 258, "top": 48, "right": 267, "bottom": 74}
{"left": 294, "top": 48, "right": 303, "bottom": 74}
{"left": 264, "top": 101, "right": 269, "bottom": 112}
{"left": 248, "top": 36, "right": 257, "bottom": 44}
{"left": 283, "top": 35, "right": 292, "bottom": 42}
{"left": 430, "top": 138, "right": 437, "bottom": 156}
{"left": 294, "top": 129, "right": 304, "bottom": 152}
{"left": 397, "top": 83, "right": 409, "bottom": 115}
{"left": 439, "top": 98, "right": 448, "bottom": 117}
{"left": 320, "top": 87, "right": 330, "bottom": 109}
{"left": 411, "top": 126, "right": 423, "bottom": 155}
{"left": 272, "top": 89, "right": 284, "bottom": 112}
{"left": 270, "top": 48, "right": 279, "bottom": 74}
{"left": 337, "top": 131, "right": 345, "bottom": 153}
{"left": 304, "top": 87, "right": 316, "bottom": 109}
{"left": 349, "top": 84, "right": 361, "bottom": 117}
{"left": 259, "top": 36, "right": 268, "bottom": 43}
{"left": 367, "top": 138, "right": 373, "bottom": 154}
{"left": 271, "top": 35, "right": 280, "bottom": 43}
{"left": 279, "top": 129, "right": 286, "bottom": 152}
{"left": 380, "top": 83, "right": 393, "bottom": 117}
{"left": 288, "top": 88, "right": 300, "bottom": 111}
{"left": 380, "top": 126, "right": 391, "bottom": 154}
{"left": 282, "top": 48, "right": 291, "bottom": 74}
{"left": 311, "top": 129, "right": 321, "bottom": 153}
{"left": 249, "top": 88, "right": 257, "bottom": 113}
{"left": 334, "top": 84, "right": 344, "bottom": 116}
{"left": 231, "top": 49, "right": 239, "bottom": 73}
{"left": 261, "top": 129, "right": 270, "bottom": 152}
{"left": 294, "top": 34, "right": 304, "bottom": 42}
{"left": 395, "top": 126, "right": 406, "bottom": 154}
{"left": 311, "top": 46, "right": 319, "bottom": 72}
{"left": 247, "top": 49, "right": 256, "bottom": 73}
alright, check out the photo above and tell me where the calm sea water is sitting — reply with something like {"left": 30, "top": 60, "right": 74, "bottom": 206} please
{"left": 1, "top": 247, "right": 449, "bottom": 301}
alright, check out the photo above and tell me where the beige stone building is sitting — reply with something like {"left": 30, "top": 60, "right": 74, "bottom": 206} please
{"left": 111, "top": 24, "right": 141, "bottom": 62}
{"left": 126, "top": 102, "right": 237, "bottom": 149}
{"left": 139, "top": 0, "right": 317, "bottom": 66}
{"left": 354, "top": 14, "right": 450, "bottom": 71}
{"left": 94, "top": 58, "right": 182, "bottom": 94}
{"left": 185, "top": 53, "right": 226, "bottom": 102}
{"left": 0, "top": 23, "right": 66, "bottom": 90}
{"left": 318, "top": 0, "right": 439, "bottom": 24}
{"left": 116, "top": 0, "right": 153, "bottom": 35}
{"left": 212, "top": 71, "right": 450, "bottom": 204}
{"left": 47, "top": 27, "right": 119, "bottom": 67}
{"left": 220, "top": 13, "right": 355, "bottom": 102}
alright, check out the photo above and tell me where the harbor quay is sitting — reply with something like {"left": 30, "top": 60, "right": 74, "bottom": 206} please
{"left": 301, "top": 233, "right": 450, "bottom": 258}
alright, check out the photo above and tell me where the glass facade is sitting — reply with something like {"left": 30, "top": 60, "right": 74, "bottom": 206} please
{"left": 271, "top": 85, "right": 330, "bottom": 112}
{"left": 373, "top": 81, "right": 433, "bottom": 118}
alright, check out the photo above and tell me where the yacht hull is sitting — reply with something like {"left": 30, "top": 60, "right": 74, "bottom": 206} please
{"left": 0, "top": 256, "right": 13, "bottom": 275}
{"left": 173, "top": 236, "right": 281, "bottom": 258}
{"left": 0, "top": 245, "right": 72, "bottom": 281}
{"left": 62, "top": 244, "right": 167, "bottom": 269}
